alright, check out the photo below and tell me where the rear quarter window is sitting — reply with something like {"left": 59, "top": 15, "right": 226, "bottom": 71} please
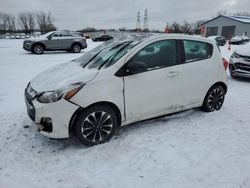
{"left": 183, "top": 40, "right": 213, "bottom": 63}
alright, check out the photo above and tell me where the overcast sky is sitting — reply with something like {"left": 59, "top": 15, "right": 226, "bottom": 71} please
{"left": 1, "top": 0, "right": 250, "bottom": 30}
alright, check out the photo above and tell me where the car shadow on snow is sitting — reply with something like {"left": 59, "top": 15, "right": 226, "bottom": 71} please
{"left": 24, "top": 51, "right": 86, "bottom": 55}
{"left": 118, "top": 108, "right": 201, "bottom": 136}
{"left": 22, "top": 108, "right": 202, "bottom": 150}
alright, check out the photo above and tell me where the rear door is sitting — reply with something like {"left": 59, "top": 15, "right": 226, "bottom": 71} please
{"left": 180, "top": 39, "right": 217, "bottom": 107}
{"left": 123, "top": 39, "right": 183, "bottom": 122}
{"left": 60, "top": 31, "right": 74, "bottom": 49}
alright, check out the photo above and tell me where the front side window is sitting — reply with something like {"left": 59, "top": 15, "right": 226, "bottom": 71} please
{"left": 52, "top": 32, "right": 62, "bottom": 37}
{"left": 183, "top": 40, "right": 213, "bottom": 63}
{"left": 130, "top": 40, "right": 177, "bottom": 71}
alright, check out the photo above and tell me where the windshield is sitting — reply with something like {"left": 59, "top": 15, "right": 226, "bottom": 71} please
{"left": 41, "top": 31, "right": 54, "bottom": 38}
{"left": 75, "top": 39, "right": 140, "bottom": 69}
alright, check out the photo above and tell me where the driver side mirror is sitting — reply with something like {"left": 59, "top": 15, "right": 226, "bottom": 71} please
{"left": 127, "top": 61, "right": 147, "bottom": 74}
{"left": 47, "top": 35, "right": 52, "bottom": 40}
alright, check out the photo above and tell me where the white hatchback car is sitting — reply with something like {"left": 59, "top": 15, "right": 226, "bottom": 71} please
{"left": 25, "top": 34, "right": 228, "bottom": 146}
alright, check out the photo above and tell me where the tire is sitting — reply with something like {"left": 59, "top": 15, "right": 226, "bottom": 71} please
{"left": 229, "top": 65, "right": 239, "bottom": 79}
{"left": 202, "top": 85, "right": 225, "bottom": 112}
{"left": 75, "top": 105, "right": 118, "bottom": 146}
{"left": 230, "top": 71, "right": 239, "bottom": 79}
{"left": 72, "top": 43, "right": 81, "bottom": 53}
{"left": 32, "top": 44, "right": 44, "bottom": 54}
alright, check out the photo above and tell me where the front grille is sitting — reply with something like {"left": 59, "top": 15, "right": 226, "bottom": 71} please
{"left": 236, "top": 53, "right": 250, "bottom": 62}
{"left": 234, "top": 63, "right": 250, "bottom": 72}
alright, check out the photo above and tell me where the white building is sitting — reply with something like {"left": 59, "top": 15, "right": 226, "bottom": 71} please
{"left": 200, "top": 15, "right": 250, "bottom": 39}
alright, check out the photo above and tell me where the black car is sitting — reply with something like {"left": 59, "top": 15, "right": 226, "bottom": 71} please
{"left": 92, "top": 35, "right": 114, "bottom": 42}
{"left": 208, "top": 36, "right": 226, "bottom": 46}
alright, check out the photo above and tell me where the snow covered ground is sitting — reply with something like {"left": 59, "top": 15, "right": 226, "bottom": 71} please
{"left": 0, "top": 39, "right": 250, "bottom": 188}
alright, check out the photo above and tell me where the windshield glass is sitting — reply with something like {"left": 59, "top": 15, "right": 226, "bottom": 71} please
{"left": 75, "top": 39, "right": 141, "bottom": 69}
{"left": 42, "top": 31, "right": 54, "bottom": 38}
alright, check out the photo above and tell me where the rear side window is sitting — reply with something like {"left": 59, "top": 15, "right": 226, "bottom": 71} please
{"left": 183, "top": 40, "right": 213, "bottom": 63}
{"left": 131, "top": 40, "right": 177, "bottom": 70}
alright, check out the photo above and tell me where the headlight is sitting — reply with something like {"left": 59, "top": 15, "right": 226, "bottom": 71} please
{"left": 24, "top": 40, "right": 31, "bottom": 45}
{"left": 37, "top": 82, "right": 84, "bottom": 103}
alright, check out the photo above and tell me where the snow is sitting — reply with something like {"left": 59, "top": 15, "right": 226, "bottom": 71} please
{"left": 228, "top": 16, "right": 250, "bottom": 24}
{"left": 1, "top": 39, "right": 250, "bottom": 188}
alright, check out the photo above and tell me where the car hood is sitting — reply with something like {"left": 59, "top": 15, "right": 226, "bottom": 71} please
{"left": 30, "top": 61, "right": 98, "bottom": 92}
{"left": 231, "top": 36, "right": 242, "bottom": 42}
{"left": 26, "top": 36, "right": 47, "bottom": 42}
{"left": 235, "top": 43, "right": 250, "bottom": 56}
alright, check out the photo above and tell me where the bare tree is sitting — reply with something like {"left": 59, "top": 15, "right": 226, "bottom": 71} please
{"left": 181, "top": 21, "right": 194, "bottom": 34}
{"left": 36, "top": 11, "right": 56, "bottom": 33}
{"left": 19, "top": 12, "right": 35, "bottom": 34}
{"left": 0, "top": 13, "right": 16, "bottom": 34}
{"left": 10, "top": 16, "right": 16, "bottom": 33}
{"left": 0, "top": 12, "right": 8, "bottom": 35}
{"left": 215, "top": 9, "right": 228, "bottom": 16}
{"left": 5, "top": 14, "right": 16, "bottom": 34}
{"left": 27, "top": 12, "right": 35, "bottom": 33}
{"left": 169, "top": 22, "right": 182, "bottom": 33}
{"left": 18, "top": 12, "right": 29, "bottom": 34}
{"left": 233, "top": 11, "right": 250, "bottom": 17}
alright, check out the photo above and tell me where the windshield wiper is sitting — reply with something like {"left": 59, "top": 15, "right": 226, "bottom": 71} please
{"left": 82, "top": 42, "right": 124, "bottom": 68}
{"left": 98, "top": 41, "right": 132, "bottom": 70}
{"left": 82, "top": 50, "right": 103, "bottom": 68}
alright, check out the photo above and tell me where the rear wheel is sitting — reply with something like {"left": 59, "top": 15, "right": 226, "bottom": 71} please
{"left": 72, "top": 44, "right": 81, "bottom": 53}
{"left": 75, "top": 105, "right": 118, "bottom": 146}
{"left": 202, "top": 85, "right": 225, "bottom": 112}
{"left": 33, "top": 44, "right": 44, "bottom": 54}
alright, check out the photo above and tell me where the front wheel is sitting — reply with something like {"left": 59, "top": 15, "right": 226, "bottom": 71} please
{"left": 33, "top": 44, "right": 44, "bottom": 54}
{"left": 229, "top": 64, "right": 239, "bottom": 79}
{"left": 202, "top": 85, "right": 225, "bottom": 112}
{"left": 72, "top": 44, "right": 81, "bottom": 53}
{"left": 75, "top": 105, "right": 118, "bottom": 146}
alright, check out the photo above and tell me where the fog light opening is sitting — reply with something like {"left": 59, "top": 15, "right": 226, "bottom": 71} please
{"left": 40, "top": 117, "right": 53, "bottom": 133}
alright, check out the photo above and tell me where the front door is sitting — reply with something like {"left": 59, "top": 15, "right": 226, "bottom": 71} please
{"left": 123, "top": 39, "right": 183, "bottom": 122}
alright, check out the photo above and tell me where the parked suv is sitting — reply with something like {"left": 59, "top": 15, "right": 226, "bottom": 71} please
{"left": 229, "top": 43, "right": 250, "bottom": 79}
{"left": 23, "top": 31, "right": 87, "bottom": 54}
{"left": 25, "top": 34, "right": 228, "bottom": 146}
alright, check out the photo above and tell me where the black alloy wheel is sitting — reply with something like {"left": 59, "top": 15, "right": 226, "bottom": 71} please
{"left": 75, "top": 105, "right": 118, "bottom": 146}
{"left": 202, "top": 85, "right": 225, "bottom": 112}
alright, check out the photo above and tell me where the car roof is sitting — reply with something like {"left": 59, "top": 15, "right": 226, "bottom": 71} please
{"left": 144, "top": 33, "right": 214, "bottom": 44}
{"left": 109, "top": 33, "right": 215, "bottom": 46}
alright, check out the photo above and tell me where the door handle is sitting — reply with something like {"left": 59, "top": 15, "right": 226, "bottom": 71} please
{"left": 168, "top": 71, "right": 178, "bottom": 77}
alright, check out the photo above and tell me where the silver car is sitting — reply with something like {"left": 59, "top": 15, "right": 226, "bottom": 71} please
{"left": 23, "top": 31, "right": 87, "bottom": 54}
{"left": 229, "top": 44, "right": 250, "bottom": 79}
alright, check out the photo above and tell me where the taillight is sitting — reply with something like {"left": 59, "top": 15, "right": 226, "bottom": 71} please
{"left": 222, "top": 58, "right": 228, "bottom": 70}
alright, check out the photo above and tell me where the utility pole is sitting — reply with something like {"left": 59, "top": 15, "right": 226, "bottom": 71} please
{"left": 136, "top": 11, "right": 141, "bottom": 31}
{"left": 143, "top": 9, "right": 148, "bottom": 30}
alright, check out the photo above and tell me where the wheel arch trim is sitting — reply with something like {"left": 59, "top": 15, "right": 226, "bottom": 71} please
{"left": 68, "top": 101, "right": 122, "bottom": 136}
